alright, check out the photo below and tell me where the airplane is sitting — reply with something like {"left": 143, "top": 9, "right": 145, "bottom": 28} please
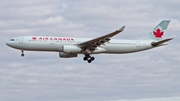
{"left": 6, "top": 20, "right": 173, "bottom": 63}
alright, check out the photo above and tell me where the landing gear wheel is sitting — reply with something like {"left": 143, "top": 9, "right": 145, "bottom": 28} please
{"left": 21, "top": 53, "right": 24, "bottom": 57}
{"left": 83, "top": 54, "right": 95, "bottom": 63}
{"left": 83, "top": 57, "right": 88, "bottom": 61}
{"left": 91, "top": 57, "right": 95, "bottom": 61}
{"left": 21, "top": 50, "right": 24, "bottom": 57}
{"left": 87, "top": 59, "right": 92, "bottom": 63}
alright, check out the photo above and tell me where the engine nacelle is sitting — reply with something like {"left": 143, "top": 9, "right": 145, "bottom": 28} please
{"left": 59, "top": 52, "right": 77, "bottom": 58}
{"left": 63, "top": 45, "right": 82, "bottom": 53}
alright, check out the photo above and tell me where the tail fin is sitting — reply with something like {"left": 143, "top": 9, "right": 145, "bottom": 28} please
{"left": 142, "top": 20, "right": 170, "bottom": 41}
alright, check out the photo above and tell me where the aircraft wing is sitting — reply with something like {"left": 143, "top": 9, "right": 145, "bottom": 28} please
{"left": 79, "top": 26, "right": 125, "bottom": 52}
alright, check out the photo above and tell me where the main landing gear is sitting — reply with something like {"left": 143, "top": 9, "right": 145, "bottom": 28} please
{"left": 83, "top": 54, "right": 95, "bottom": 63}
{"left": 21, "top": 50, "right": 24, "bottom": 57}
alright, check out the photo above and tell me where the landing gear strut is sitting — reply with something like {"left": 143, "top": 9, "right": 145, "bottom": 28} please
{"left": 21, "top": 50, "right": 24, "bottom": 57}
{"left": 83, "top": 54, "right": 95, "bottom": 63}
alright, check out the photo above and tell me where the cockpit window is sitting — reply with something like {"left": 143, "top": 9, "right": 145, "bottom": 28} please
{"left": 10, "top": 39, "right": 15, "bottom": 41}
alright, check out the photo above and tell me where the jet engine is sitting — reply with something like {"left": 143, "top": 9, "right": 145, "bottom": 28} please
{"left": 59, "top": 52, "right": 77, "bottom": 58}
{"left": 63, "top": 45, "right": 82, "bottom": 53}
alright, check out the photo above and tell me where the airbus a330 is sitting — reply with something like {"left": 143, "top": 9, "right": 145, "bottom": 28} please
{"left": 6, "top": 20, "right": 173, "bottom": 63}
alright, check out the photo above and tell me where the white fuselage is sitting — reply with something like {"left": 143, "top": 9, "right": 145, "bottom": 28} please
{"left": 6, "top": 36, "right": 157, "bottom": 54}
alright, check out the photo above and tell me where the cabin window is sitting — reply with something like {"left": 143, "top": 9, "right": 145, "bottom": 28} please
{"left": 10, "top": 39, "right": 15, "bottom": 41}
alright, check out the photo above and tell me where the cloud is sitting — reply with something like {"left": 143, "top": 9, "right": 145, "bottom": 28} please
{"left": 0, "top": 0, "right": 180, "bottom": 101}
{"left": 111, "top": 97, "right": 180, "bottom": 101}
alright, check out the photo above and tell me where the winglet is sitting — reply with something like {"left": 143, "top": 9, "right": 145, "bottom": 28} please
{"left": 118, "top": 26, "right": 125, "bottom": 31}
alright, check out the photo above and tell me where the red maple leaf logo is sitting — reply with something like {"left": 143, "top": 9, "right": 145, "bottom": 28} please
{"left": 153, "top": 28, "right": 164, "bottom": 38}
{"left": 32, "top": 37, "right": 37, "bottom": 40}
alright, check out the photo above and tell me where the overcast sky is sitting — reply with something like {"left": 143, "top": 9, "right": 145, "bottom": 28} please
{"left": 0, "top": 0, "right": 180, "bottom": 101}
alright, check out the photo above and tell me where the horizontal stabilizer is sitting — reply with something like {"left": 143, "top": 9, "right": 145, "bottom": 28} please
{"left": 151, "top": 38, "right": 173, "bottom": 46}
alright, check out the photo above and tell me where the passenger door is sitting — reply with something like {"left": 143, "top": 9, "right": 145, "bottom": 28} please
{"left": 19, "top": 37, "right": 23, "bottom": 44}
{"left": 136, "top": 41, "right": 140, "bottom": 47}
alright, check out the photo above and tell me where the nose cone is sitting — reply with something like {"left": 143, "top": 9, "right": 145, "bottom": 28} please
{"left": 6, "top": 41, "right": 10, "bottom": 46}
{"left": 6, "top": 38, "right": 18, "bottom": 48}
{"left": 6, "top": 41, "right": 14, "bottom": 47}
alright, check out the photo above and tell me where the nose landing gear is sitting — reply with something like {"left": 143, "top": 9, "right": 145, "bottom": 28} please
{"left": 83, "top": 54, "right": 95, "bottom": 63}
{"left": 21, "top": 50, "right": 24, "bottom": 57}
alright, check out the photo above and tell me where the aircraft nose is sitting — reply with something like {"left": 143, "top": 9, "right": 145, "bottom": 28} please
{"left": 6, "top": 38, "right": 17, "bottom": 48}
{"left": 6, "top": 41, "right": 10, "bottom": 46}
{"left": 6, "top": 41, "right": 13, "bottom": 47}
